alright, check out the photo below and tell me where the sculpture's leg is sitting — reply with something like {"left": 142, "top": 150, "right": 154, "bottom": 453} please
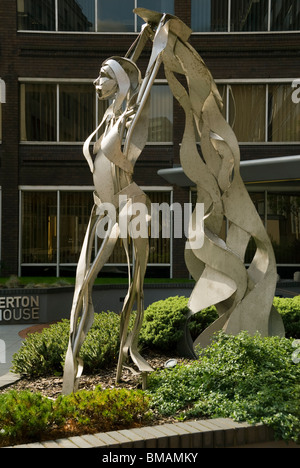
{"left": 115, "top": 208, "right": 153, "bottom": 384}
{"left": 62, "top": 212, "right": 120, "bottom": 394}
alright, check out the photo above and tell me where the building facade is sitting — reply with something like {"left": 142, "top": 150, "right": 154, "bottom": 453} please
{"left": 0, "top": 0, "right": 300, "bottom": 280}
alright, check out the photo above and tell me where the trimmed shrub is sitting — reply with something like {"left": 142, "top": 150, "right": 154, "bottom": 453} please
{"left": 0, "top": 386, "right": 151, "bottom": 447}
{"left": 273, "top": 296, "right": 300, "bottom": 339}
{"left": 139, "top": 296, "right": 218, "bottom": 352}
{"left": 12, "top": 312, "right": 121, "bottom": 377}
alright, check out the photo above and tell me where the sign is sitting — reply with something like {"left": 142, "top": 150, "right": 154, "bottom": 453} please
{"left": 0, "top": 296, "right": 40, "bottom": 322}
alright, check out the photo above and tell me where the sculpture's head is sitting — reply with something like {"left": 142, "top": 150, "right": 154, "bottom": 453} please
{"left": 94, "top": 57, "right": 141, "bottom": 106}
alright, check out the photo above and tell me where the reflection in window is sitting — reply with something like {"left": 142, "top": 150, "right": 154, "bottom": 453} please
{"left": 58, "top": 0, "right": 95, "bottom": 31}
{"left": 191, "top": 0, "right": 228, "bottom": 32}
{"left": 268, "top": 84, "right": 300, "bottom": 142}
{"left": 231, "top": 0, "right": 268, "bottom": 32}
{"left": 97, "top": 0, "right": 135, "bottom": 32}
{"left": 148, "top": 85, "right": 173, "bottom": 142}
{"left": 20, "top": 83, "right": 57, "bottom": 142}
{"left": 229, "top": 84, "right": 266, "bottom": 142}
{"left": 17, "top": 0, "right": 56, "bottom": 31}
{"left": 59, "top": 84, "right": 95, "bottom": 142}
{"left": 271, "top": 0, "right": 300, "bottom": 31}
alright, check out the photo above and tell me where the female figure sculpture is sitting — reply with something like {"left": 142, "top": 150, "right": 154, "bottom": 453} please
{"left": 63, "top": 9, "right": 284, "bottom": 394}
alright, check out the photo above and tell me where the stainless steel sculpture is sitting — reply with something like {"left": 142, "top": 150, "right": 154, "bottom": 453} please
{"left": 62, "top": 9, "right": 284, "bottom": 394}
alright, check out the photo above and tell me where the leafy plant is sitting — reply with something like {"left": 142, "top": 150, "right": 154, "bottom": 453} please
{"left": 147, "top": 331, "right": 300, "bottom": 443}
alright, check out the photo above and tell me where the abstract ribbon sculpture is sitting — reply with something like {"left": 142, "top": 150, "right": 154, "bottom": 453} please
{"left": 62, "top": 9, "right": 285, "bottom": 394}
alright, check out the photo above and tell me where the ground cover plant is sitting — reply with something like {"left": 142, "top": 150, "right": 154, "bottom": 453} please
{"left": 146, "top": 331, "right": 300, "bottom": 443}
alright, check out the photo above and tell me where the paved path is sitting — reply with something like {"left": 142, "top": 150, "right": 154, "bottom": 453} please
{"left": 0, "top": 324, "right": 32, "bottom": 387}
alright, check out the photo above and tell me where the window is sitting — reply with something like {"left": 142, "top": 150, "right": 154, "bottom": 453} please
{"left": 229, "top": 84, "right": 266, "bottom": 142}
{"left": 148, "top": 84, "right": 173, "bottom": 143}
{"left": 231, "top": 0, "right": 269, "bottom": 32}
{"left": 20, "top": 189, "right": 172, "bottom": 277}
{"left": 191, "top": 0, "right": 300, "bottom": 32}
{"left": 20, "top": 81, "right": 173, "bottom": 144}
{"left": 17, "top": 0, "right": 174, "bottom": 32}
{"left": 59, "top": 0, "right": 95, "bottom": 32}
{"left": 59, "top": 84, "right": 95, "bottom": 142}
{"left": 267, "top": 193, "right": 300, "bottom": 264}
{"left": 271, "top": 0, "right": 300, "bottom": 31}
{"left": 191, "top": 0, "right": 228, "bottom": 32}
{"left": 17, "top": 0, "right": 56, "bottom": 31}
{"left": 97, "top": 0, "right": 135, "bottom": 32}
{"left": 268, "top": 84, "right": 300, "bottom": 142}
{"left": 219, "top": 81, "right": 300, "bottom": 143}
{"left": 20, "top": 83, "right": 57, "bottom": 141}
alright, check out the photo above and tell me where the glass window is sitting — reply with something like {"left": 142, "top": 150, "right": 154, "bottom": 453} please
{"left": 191, "top": 0, "right": 228, "bottom": 32}
{"left": 147, "top": 191, "right": 171, "bottom": 264}
{"left": 136, "top": 0, "right": 174, "bottom": 30}
{"left": 20, "top": 83, "right": 57, "bottom": 142}
{"left": 229, "top": 84, "right": 266, "bottom": 142}
{"left": 17, "top": 0, "right": 56, "bottom": 31}
{"left": 231, "top": 0, "right": 269, "bottom": 32}
{"left": 268, "top": 84, "right": 300, "bottom": 142}
{"left": 267, "top": 193, "right": 300, "bottom": 264}
{"left": 21, "top": 192, "right": 58, "bottom": 264}
{"left": 58, "top": 0, "right": 95, "bottom": 32}
{"left": 60, "top": 192, "right": 94, "bottom": 264}
{"left": 148, "top": 84, "right": 173, "bottom": 143}
{"left": 270, "top": 0, "right": 300, "bottom": 31}
{"left": 97, "top": 0, "right": 135, "bottom": 32}
{"left": 59, "top": 84, "right": 95, "bottom": 142}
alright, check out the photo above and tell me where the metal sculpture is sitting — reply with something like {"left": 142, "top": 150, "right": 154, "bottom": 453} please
{"left": 62, "top": 9, "right": 284, "bottom": 394}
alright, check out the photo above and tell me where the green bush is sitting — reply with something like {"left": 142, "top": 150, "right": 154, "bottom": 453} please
{"left": 147, "top": 331, "right": 300, "bottom": 443}
{"left": 273, "top": 296, "right": 300, "bottom": 339}
{"left": 139, "top": 296, "right": 189, "bottom": 351}
{"left": 139, "top": 296, "right": 218, "bottom": 352}
{"left": 12, "top": 312, "right": 121, "bottom": 377}
{"left": 0, "top": 386, "right": 151, "bottom": 447}
{"left": 0, "top": 390, "right": 56, "bottom": 443}
{"left": 57, "top": 386, "right": 151, "bottom": 433}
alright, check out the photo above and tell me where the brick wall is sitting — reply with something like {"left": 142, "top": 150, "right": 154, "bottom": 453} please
{"left": 0, "top": 0, "right": 300, "bottom": 275}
